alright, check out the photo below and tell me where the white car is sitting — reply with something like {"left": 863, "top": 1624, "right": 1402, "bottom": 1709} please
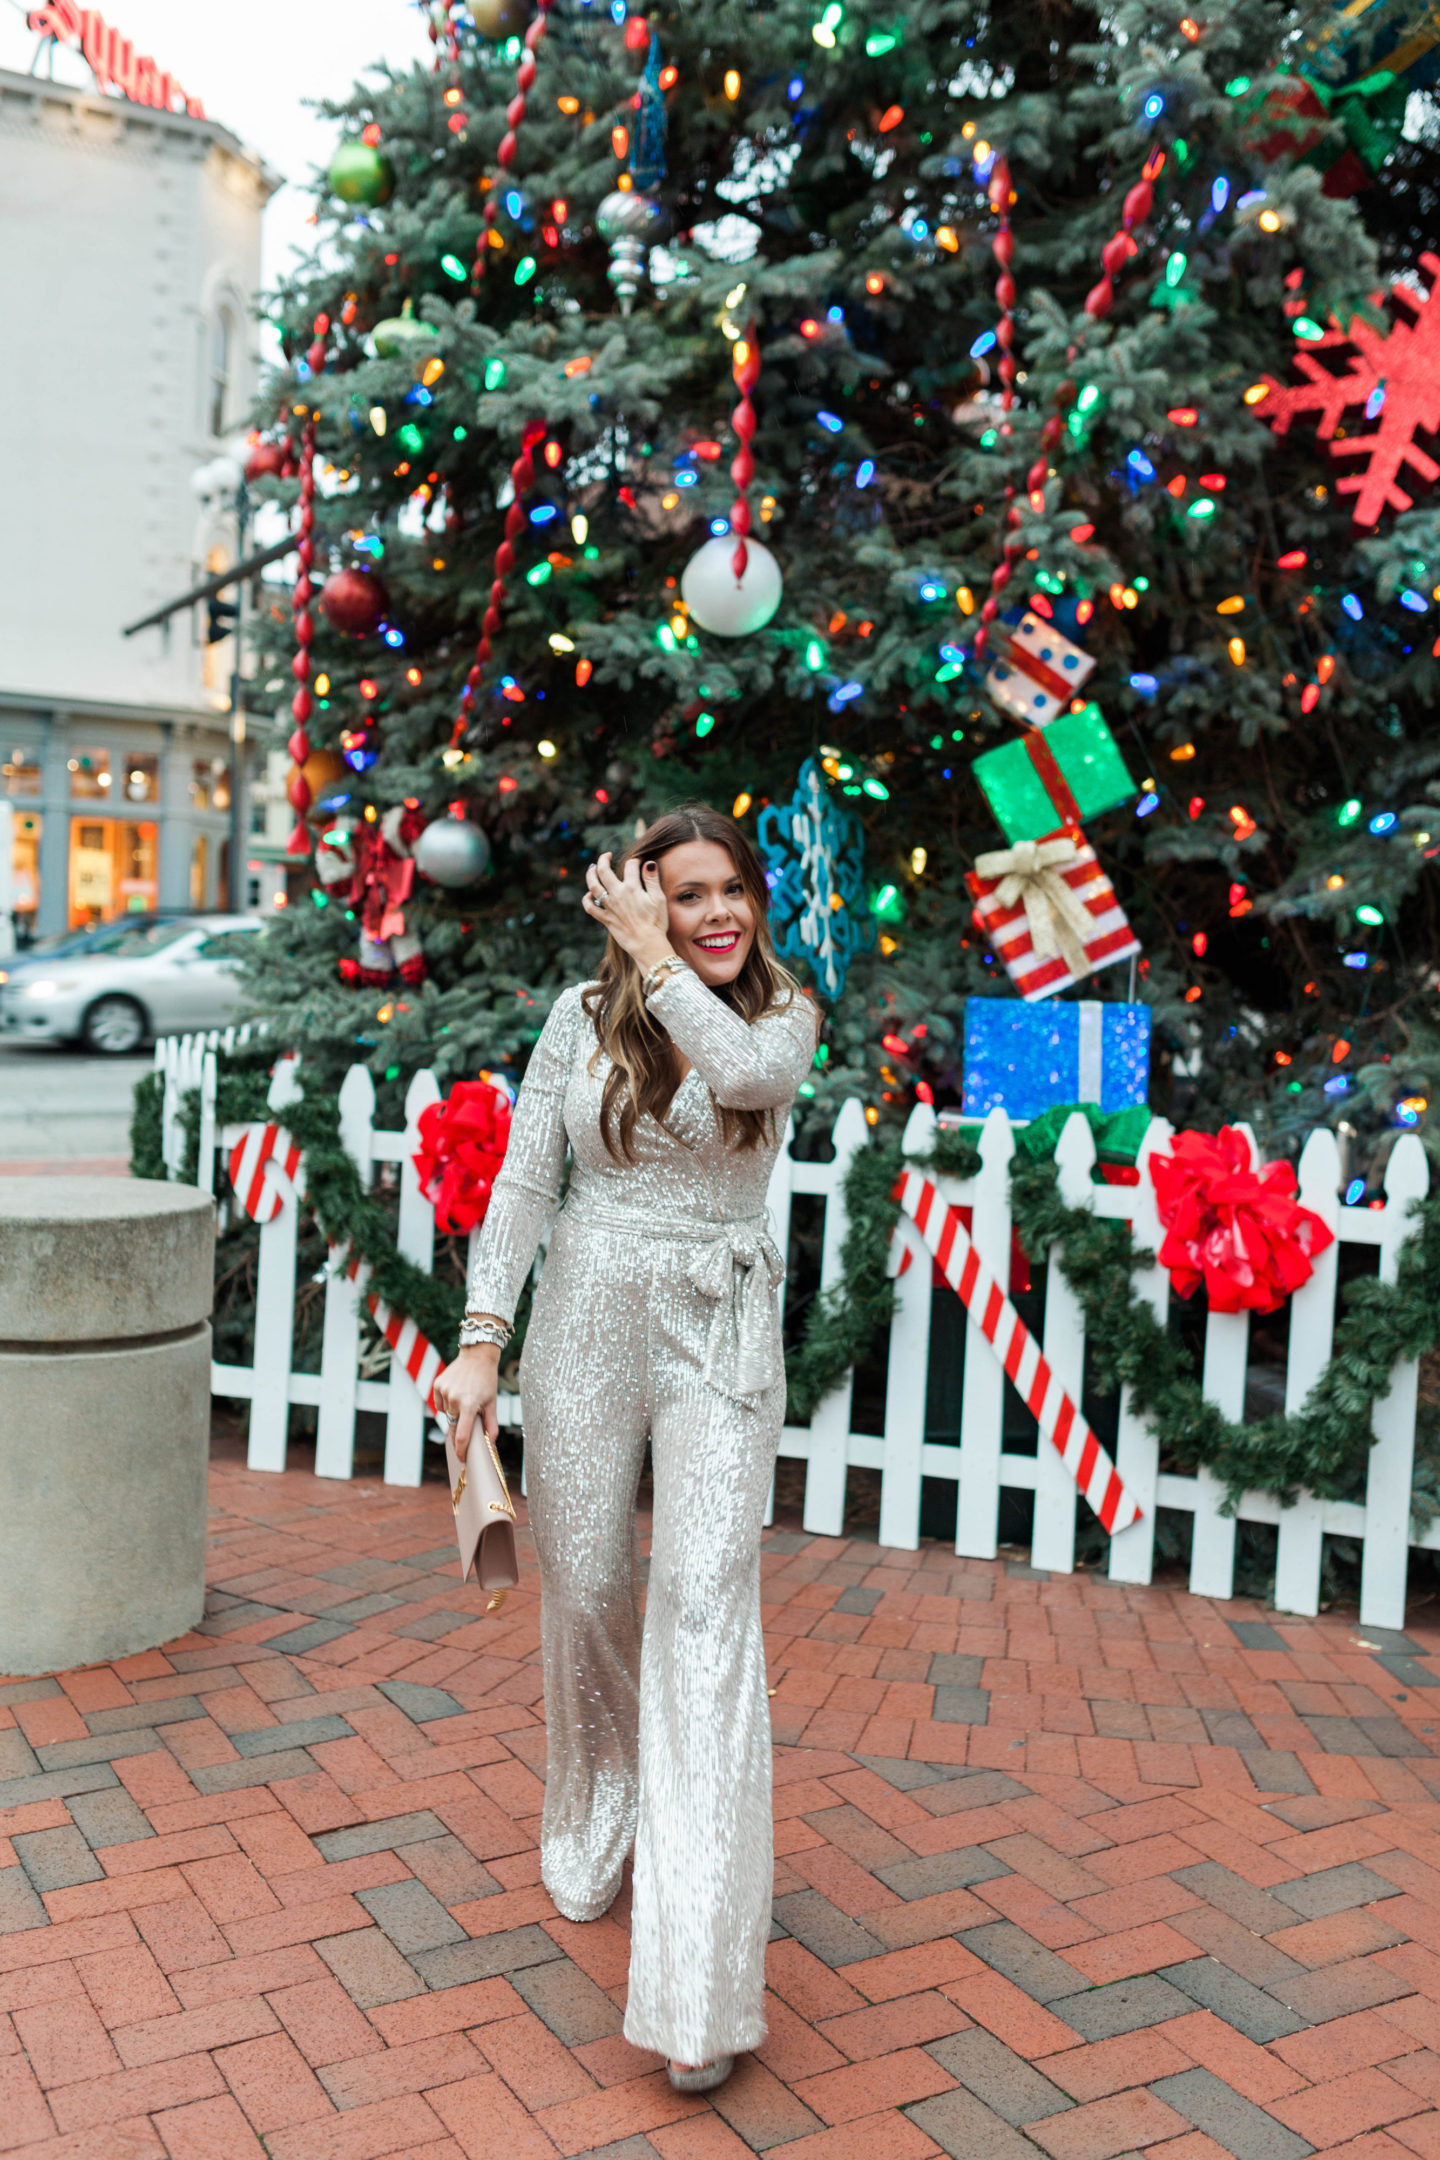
{"left": 0, "top": 915, "right": 264, "bottom": 1054}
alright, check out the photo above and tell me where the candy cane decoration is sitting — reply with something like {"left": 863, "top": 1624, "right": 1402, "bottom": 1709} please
{"left": 226, "top": 1131, "right": 446, "bottom": 1411}
{"left": 893, "top": 1168, "right": 1141, "bottom": 1534}
{"left": 228, "top": 1125, "right": 304, "bottom": 1224}
{"left": 344, "top": 1254, "right": 445, "bottom": 1411}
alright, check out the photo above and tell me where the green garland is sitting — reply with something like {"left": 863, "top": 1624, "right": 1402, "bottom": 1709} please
{"left": 134, "top": 1047, "right": 468, "bottom": 1355}
{"left": 133, "top": 1062, "right": 1440, "bottom": 1509}
{"left": 129, "top": 1071, "right": 167, "bottom": 1183}
{"left": 786, "top": 1119, "right": 1440, "bottom": 1510}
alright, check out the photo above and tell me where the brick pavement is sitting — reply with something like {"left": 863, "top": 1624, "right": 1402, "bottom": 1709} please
{"left": 7, "top": 1442, "right": 1440, "bottom": 2157}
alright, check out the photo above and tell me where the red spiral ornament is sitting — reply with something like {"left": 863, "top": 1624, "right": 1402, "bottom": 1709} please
{"left": 439, "top": 1, "right": 467, "bottom": 136}
{"left": 972, "top": 160, "right": 1016, "bottom": 662}
{"left": 451, "top": 419, "right": 547, "bottom": 744}
{"left": 473, "top": 0, "right": 553, "bottom": 286}
{"left": 970, "top": 148, "right": 1165, "bottom": 666}
{"left": 286, "top": 312, "right": 328, "bottom": 856}
{"left": 1083, "top": 148, "right": 1164, "bottom": 320}
{"left": 729, "top": 321, "right": 761, "bottom": 581}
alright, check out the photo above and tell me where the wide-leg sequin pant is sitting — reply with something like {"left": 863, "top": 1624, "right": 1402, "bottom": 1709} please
{"left": 519, "top": 1208, "right": 782, "bottom": 2064}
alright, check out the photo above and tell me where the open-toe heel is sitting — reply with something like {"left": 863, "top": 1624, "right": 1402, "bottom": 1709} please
{"left": 667, "top": 2054, "right": 734, "bottom": 2093}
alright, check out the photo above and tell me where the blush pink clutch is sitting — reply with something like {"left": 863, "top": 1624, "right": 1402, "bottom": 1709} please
{"left": 444, "top": 1426, "right": 519, "bottom": 1609}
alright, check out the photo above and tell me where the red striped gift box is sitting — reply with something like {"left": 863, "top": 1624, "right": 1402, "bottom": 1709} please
{"left": 966, "top": 826, "right": 1139, "bottom": 1001}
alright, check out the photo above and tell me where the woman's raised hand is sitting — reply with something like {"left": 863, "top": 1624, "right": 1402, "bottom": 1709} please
{"left": 582, "top": 852, "right": 673, "bottom": 967}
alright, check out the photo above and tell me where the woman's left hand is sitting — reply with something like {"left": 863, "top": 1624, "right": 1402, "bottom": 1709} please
{"left": 582, "top": 852, "right": 672, "bottom": 966}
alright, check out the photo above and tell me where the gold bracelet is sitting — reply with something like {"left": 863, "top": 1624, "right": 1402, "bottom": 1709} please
{"left": 642, "top": 955, "right": 688, "bottom": 998}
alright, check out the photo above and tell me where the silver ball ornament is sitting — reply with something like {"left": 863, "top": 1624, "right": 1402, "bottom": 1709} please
{"left": 596, "top": 189, "right": 669, "bottom": 314}
{"left": 413, "top": 816, "right": 491, "bottom": 887}
{"left": 681, "top": 536, "right": 784, "bottom": 637}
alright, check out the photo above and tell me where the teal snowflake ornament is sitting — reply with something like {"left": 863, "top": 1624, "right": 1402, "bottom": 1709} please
{"left": 757, "top": 759, "right": 874, "bottom": 997}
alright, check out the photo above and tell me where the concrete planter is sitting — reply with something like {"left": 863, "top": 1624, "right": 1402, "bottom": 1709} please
{"left": 0, "top": 1178, "right": 215, "bottom": 1674}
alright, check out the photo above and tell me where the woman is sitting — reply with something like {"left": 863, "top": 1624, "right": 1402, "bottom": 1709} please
{"left": 433, "top": 805, "right": 816, "bottom": 2091}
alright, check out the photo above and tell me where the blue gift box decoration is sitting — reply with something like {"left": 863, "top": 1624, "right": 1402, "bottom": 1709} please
{"left": 961, "top": 999, "right": 1151, "bottom": 1122}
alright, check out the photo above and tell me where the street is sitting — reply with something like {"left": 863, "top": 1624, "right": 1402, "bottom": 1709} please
{"left": 0, "top": 1042, "right": 149, "bottom": 1168}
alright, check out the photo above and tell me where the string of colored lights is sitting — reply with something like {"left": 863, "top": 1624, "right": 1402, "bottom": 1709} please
{"left": 287, "top": 312, "right": 329, "bottom": 857}
{"left": 473, "top": 0, "right": 554, "bottom": 286}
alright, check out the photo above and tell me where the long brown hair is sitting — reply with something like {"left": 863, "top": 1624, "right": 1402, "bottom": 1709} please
{"left": 583, "top": 805, "right": 808, "bottom": 1162}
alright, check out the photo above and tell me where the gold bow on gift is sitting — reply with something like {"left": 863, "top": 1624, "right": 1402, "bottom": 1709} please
{"left": 973, "top": 835, "right": 1097, "bottom": 980}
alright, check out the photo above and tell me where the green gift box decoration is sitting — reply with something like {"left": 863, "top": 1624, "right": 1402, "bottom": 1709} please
{"left": 974, "top": 702, "right": 1137, "bottom": 844}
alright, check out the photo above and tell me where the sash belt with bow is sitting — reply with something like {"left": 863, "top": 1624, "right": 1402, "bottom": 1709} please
{"left": 686, "top": 1220, "right": 786, "bottom": 1402}
{"left": 973, "top": 835, "right": 1096, "bottom": 980}
{"left": 567, "top": 1200, "right": 786, "bottom": 1403}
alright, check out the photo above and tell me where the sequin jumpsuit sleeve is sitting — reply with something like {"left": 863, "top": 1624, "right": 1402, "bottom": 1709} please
{"left": 644, "top": 968, "right": 815, "bottom": 1109}
{"left": 464, "top": 985, "right": 587, "bottom": 1323}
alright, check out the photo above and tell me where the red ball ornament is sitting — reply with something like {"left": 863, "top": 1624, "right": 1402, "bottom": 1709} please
{"left": 319, "top": 568, "right": 388, "bottom": 637}
{"left": 245, "top": 441, "right": 285, "bottom": 483}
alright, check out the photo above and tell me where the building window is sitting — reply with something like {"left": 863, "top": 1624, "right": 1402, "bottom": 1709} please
{"left": 2, "top": 749, "right": 40, "bottom": 798}
{"left": 190, "top": 757, "right": 230, "bottom": 811}
{"left": 210, "top": 307, "right": 235, "bottom": 437}
{"left": 191, "top": 835, "right": 210, "bottom": 908}
{"left": 69, "top": 749, "right": 112, "bottom": 800}
{"left": 122, "top": 757, "right": 159, "bottom": 804}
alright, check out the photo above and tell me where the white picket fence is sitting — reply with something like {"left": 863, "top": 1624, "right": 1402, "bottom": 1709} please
{"left": 157, "top": 1032, "right": 1435, "bottom": 1626}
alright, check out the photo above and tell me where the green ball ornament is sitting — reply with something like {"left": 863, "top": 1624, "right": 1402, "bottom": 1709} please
{"left": 470, "top": 0, "right": 527, "bottom": 36}
{"left": 329, "top": 140, "right": 395, "bottom": 208}
{"left": 372, "top": 298, "right": 439, "bottom": 361}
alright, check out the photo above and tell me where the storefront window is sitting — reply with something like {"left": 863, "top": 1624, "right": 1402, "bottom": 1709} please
{"left": 190, "top": 835, "right": 210, "bottom": 908}
{"left": 3, "top": 750, "right": 40, "bottom": 798}
{"left": 10, "top": 811, "right": 39, "bottom": 938}
{"left": 122, "top": 757, "right": 159, "bottom": 805}
{"left": 119, "top": 822, "right": 158, "bottom": 912}
{"left": 71, "top": 821, "right": 112, "bottom": 921}
{"left": 69, "top": 749, "right": 112, "bottom": 800}
{"left": 68, "top": 818, "right": 158, "bottom": 927}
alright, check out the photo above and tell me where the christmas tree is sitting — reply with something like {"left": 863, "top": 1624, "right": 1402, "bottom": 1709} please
{"left": 242, "top": 0, "right": 1440, "bottom": 1185}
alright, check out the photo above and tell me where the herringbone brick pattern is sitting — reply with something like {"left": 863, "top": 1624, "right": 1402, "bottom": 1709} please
{"left": 6, "top": 1438, "right": 1440, "bottom": 2158}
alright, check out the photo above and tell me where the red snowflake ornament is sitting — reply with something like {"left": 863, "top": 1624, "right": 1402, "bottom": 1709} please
{"left": 1258, "top": 253, "right": 1440, "bottom": 526}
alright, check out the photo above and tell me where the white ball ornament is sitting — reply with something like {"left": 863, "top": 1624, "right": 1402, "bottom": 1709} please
{"left": 413, "top": 816, "right": 491, "bottom": 887}
{"left": 681, "top": 537, "right": 783, "bottom": 637}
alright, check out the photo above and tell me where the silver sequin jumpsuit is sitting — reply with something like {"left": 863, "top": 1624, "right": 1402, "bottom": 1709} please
{"left": 465, "top": 969, "right": 815, "bottom": 2063}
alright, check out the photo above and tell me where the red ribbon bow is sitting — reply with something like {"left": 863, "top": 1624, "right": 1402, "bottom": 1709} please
{"left": 1149, "top": 1126, "right": 1334, "bottom": 1315}
{"left": 413, "top": 1082, "right": 512, "bottom": 1236}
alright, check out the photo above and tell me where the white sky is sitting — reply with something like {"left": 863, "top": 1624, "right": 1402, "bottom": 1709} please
{"left": 0, "top": 0, "right": 432, "bottom": 295}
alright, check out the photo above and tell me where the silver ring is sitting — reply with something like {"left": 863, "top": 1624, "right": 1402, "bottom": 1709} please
{"left": 593, "top": 893, "right": 606, "bottom": 909}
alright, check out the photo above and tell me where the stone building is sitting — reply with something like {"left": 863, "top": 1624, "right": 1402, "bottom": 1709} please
{"left": 0, "top": 48, "right": 277, "bottom": 940}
